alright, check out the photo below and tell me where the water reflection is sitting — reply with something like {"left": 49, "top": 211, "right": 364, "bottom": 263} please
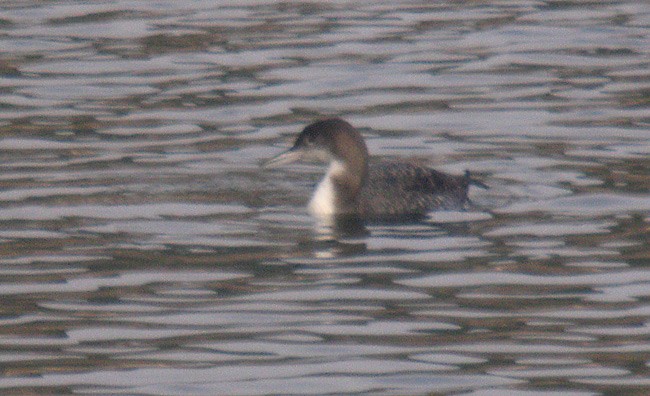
{"left": 0, "top": 0, "right": 649, "bottom": 395}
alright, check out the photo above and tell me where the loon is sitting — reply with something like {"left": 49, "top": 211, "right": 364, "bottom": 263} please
{"left": 264, "top": 118, "right": 475, "bottom": 221}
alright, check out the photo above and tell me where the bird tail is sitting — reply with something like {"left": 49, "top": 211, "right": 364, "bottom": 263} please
{"left": 465, "top": 170, "right": 489, "bottom": 189}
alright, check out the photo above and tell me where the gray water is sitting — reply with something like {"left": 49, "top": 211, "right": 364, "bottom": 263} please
{"left": 1, "top": 1, "right": 649, "bottom": 395}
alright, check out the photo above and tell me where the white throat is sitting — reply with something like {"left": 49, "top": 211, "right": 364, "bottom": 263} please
{"left": 308, "top": 160, "right": 346, "bottom": 218}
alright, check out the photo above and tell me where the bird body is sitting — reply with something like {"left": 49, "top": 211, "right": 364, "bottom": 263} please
{"left": 358, "top": 161, "right": 469, "bottom": 220}
{"left": 264, "top": 118, "right": 472, "bottom": 222}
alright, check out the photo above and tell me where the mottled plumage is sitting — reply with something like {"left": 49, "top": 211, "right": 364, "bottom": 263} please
{"left": 358, "top": 162, "right": 470, "bottom": 220}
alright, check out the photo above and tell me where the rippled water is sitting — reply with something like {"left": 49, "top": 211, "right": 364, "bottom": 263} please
{"left": 1, "top": 1, "right": 649, "bottom": 395}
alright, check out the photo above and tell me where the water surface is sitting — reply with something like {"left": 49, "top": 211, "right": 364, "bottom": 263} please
{"left": 0, "top": 1, "right": 649, "bottom": 395}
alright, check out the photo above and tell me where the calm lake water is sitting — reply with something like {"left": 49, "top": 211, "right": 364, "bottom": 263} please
{"left": 1, "top": 1, "right": 649, "bottom": 395}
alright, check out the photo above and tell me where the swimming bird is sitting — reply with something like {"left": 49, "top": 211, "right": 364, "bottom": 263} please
{"left": 264, "top": 118, "right": 475, "bottom": 222}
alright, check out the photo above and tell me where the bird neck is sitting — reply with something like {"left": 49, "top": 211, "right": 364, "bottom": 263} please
{"left": 330, "top": 129, "right": 369, "bottom": 206}
{"left": 309, "top": 155, "right": 367, "bottom": 218}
